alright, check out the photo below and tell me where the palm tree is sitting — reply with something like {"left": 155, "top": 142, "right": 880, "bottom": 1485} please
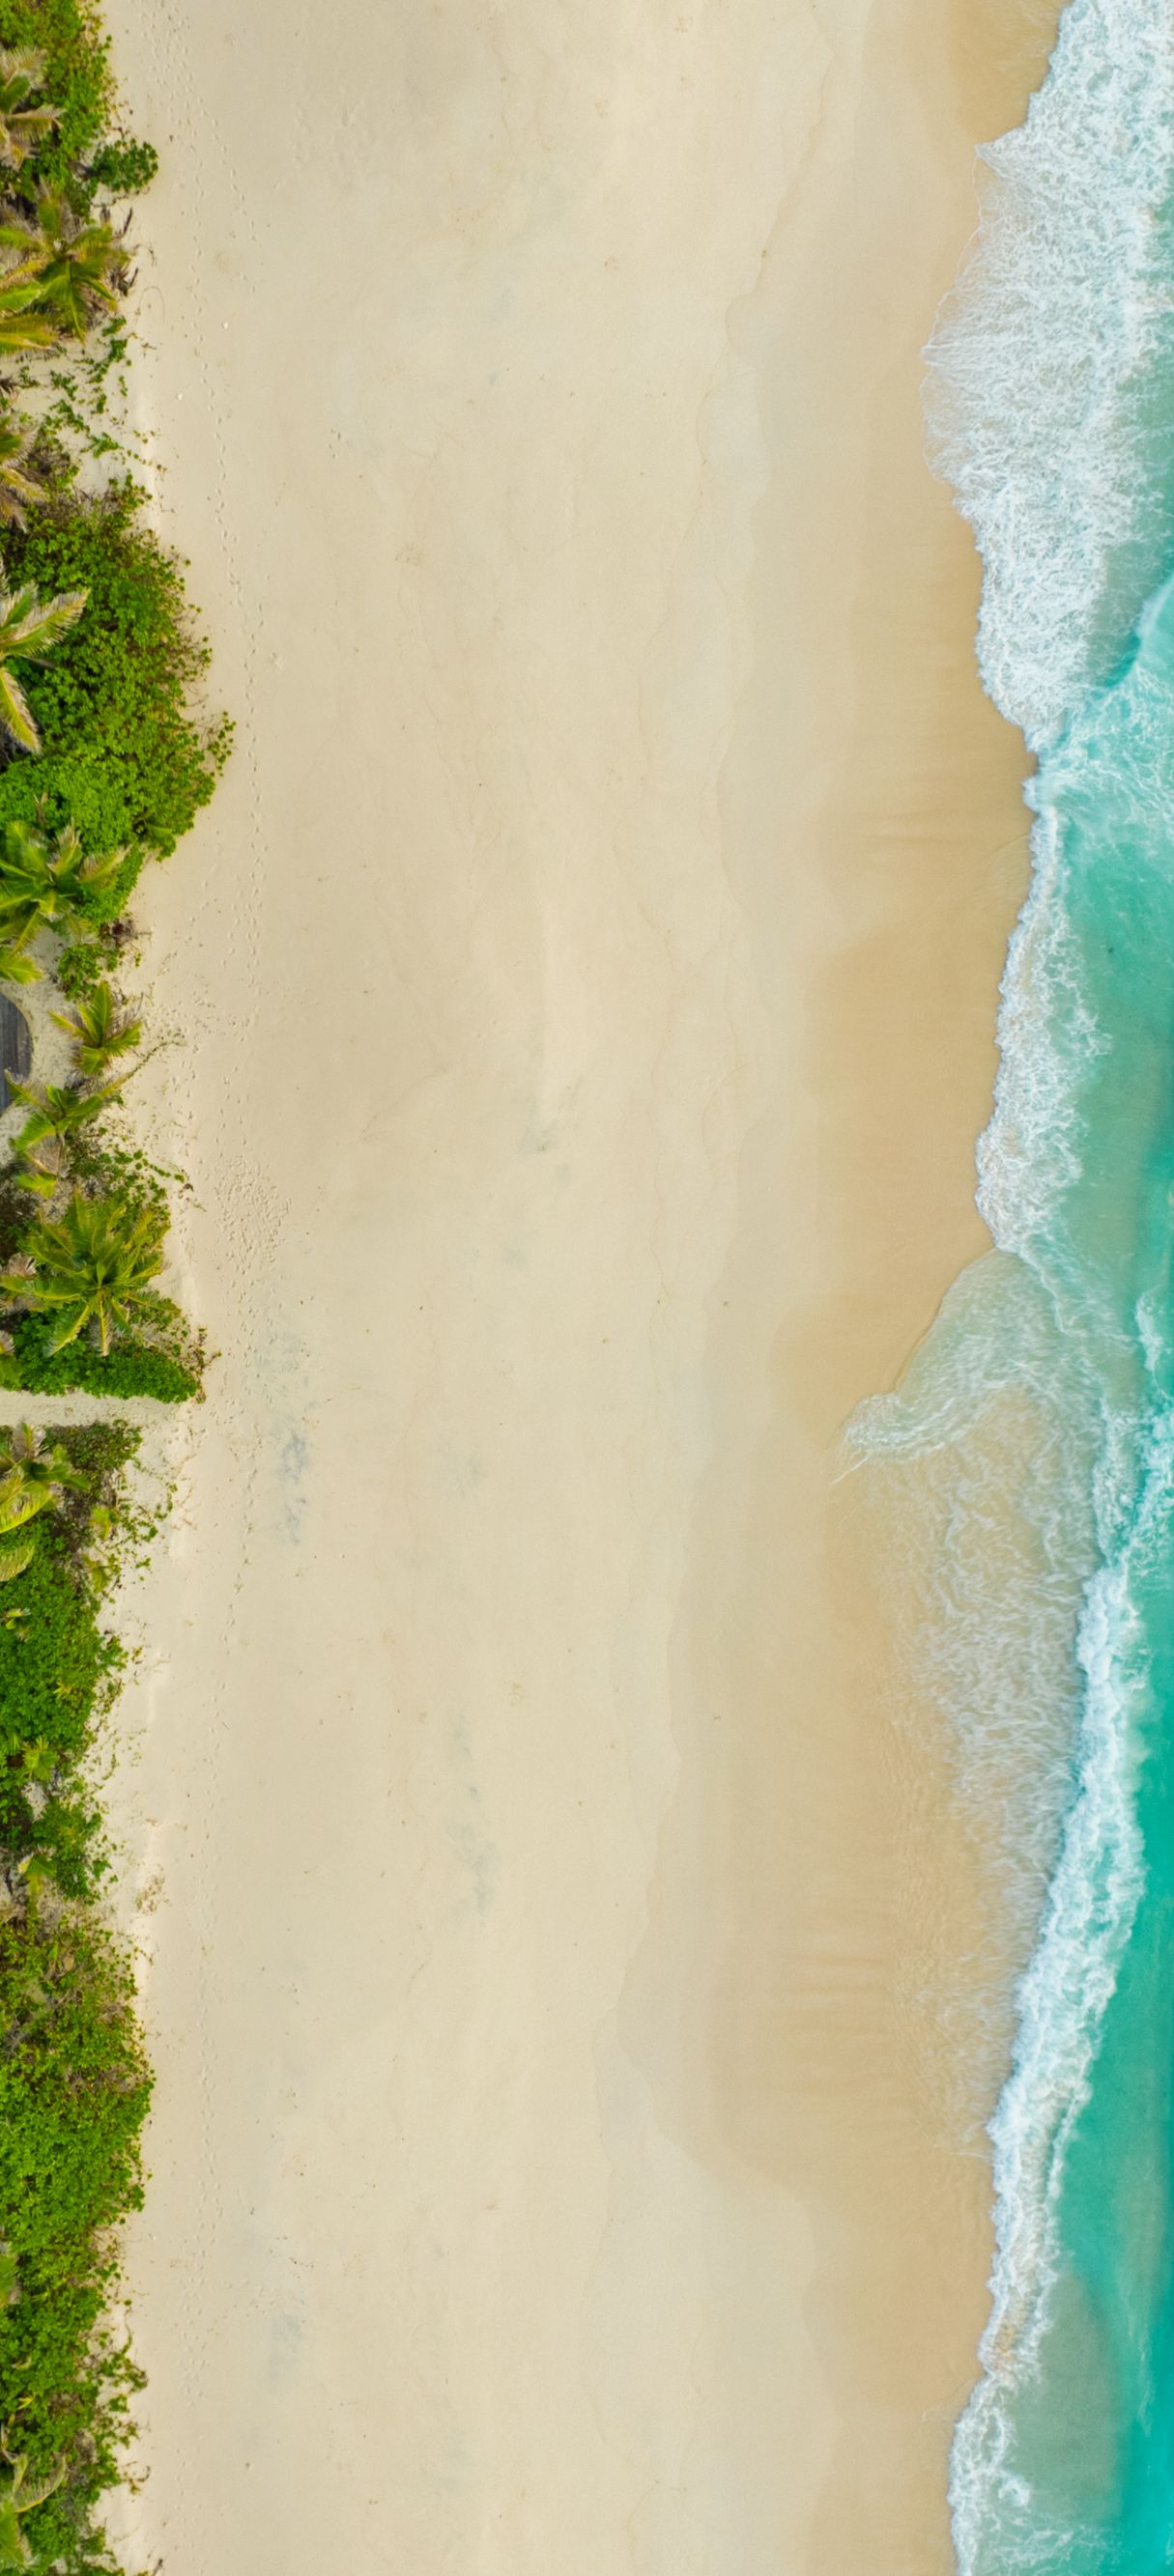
{"left": 0, "top": 578, "right": 87, "bottom": 753}
{"left": 0, "top": 1189, "right": 167, "bottom": 1352}
{"left": 8, "top": 1075, "right": 122, "bottom": 1154}
{"left": 0, "top": 2437, "right": 66, "bottom": 2564}
{"left": 0, "top": 816, "right": 122, "bottom": 931}
{"left": 12, "top": 1133, "right": 64, "bottom": 1198}
{"left": 0, "top": 1452, "right": 69, "bottom": 1585}
{"left": 0, "top": 413, "right": 46, "bottom": 531}
{"left": 0, "top": 915, "right": 39, "bottom": 985}
{"left": 51, "top": 977, "right": 141, "bottom": 1079}
{"left": 0, "top": 202, "right": 62, "bottom": 356}
{"left": 0, "top": 262, "right": 56, "bottom": 356}
{"left": 0, "top": 1422, "right": 83, "bottom": 1499}
{"left": 0, "top": 1520, "right": 35, "bottom": 1587}
{"left": 0, "top": 190, "right": 129, "bottom": 340}
{"left": 0, "top": 49, "right": 60, "bottom": 172}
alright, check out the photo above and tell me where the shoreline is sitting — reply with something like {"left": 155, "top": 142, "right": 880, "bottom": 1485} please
{"left": 104, "top": 1, "right": 1058, "bottom": 2570}
{"left": 618, "top": 0, "right": 1060, "bottom": 2565}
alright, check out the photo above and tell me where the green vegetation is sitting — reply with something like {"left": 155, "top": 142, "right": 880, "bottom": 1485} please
{"left": 0, "top": 415, "right": 48, "bottom": 530}
{"left": 0, "top": 570, "right": 86, "bottom": 754}
{"left": 0, "top": 812, "right": 124, "bottom": 947}
{"left": 51, "top": 977, "right": 139, "bottom": 1077}
{"left": 0, "top": 2445, "right": 67, "bottom": 2569}
{"left": 0, "top": 1420, "right": 81, "bottom": 1579}
{"left": 85, "top": 133, "right": 153, "bottom": 196}
{"left": 0, "top": 1422, "right": 157, "bottom": 2572}
{"left": 0, "top": 1423, "right": 143, "bottom": 1884}
{"left": 0, "top": 13, "right": 225, "bottom": 2568}
{"left": 0, "top": 187, "right": 128, "bottom": 338}
{"left": 0, "top": 1091, "right": 207, "bottom": 1396}
{"left": 0, "top": 1897, "right": 149, "bottom": 2571}
{"left": 0, "top": 481, "right": 231, "bottom": 867}
{"left": 2, "top": 1310, "right": 199, "bottom": 1399}
{"left": 0, "top": 3, "right": 112, "bottom": 190}
{"left": 1, "top": 1189, "right": 166, "bottom": 1351}
{"left": 0, "top": 48, "right": 62, "bottom": 174}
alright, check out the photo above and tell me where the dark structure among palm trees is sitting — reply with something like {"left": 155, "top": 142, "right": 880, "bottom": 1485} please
{"left": 0, "top": 990, "right": 30, "bottom": 1108}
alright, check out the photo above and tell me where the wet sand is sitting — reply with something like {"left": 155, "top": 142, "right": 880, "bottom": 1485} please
{"left": 639, "top": 5, "right": 1062, "bottom": 2568}
{"left": 97, "top": 0, "right": 1058, "bottom": 2569}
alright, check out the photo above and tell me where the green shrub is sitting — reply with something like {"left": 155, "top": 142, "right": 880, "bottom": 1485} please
{"left": 0, "top": 480, "right": 232, "bottom": 879}
{"left": 0, "top": 1433, "right": 157, "bottom": 2569}
{"left": 86, "top": 133, "right": 157, "bottom": 196}
{"left": 0, "top": 1532, "right": 116, "bottom": 1771}
{"left": 0, "top": 1897, "right": 151, "bottom": 2572}
{"left": 2, "top": 1311, "right": 202, "bottom": 1400}
{"left": 0, "top": 1424, "right": 138, "bottom": 1879}
{"left": 56, "top": 925, "right": 122, "bottom": 997}
{"left": 0, "top": 1554, "right": 112, "bottom": 1894}
{"left": 0, "top": 1129, "right": 206, "bottom": 1400}
{"left": 0, "top": 0, "right": 114, "bottom": 190}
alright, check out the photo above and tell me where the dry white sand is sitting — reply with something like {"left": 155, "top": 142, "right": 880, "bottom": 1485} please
{"left": 80, "top": 2, "right": 1059, "bottom": 2570}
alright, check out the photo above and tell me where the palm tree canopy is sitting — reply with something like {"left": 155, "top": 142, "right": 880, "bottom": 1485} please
{"left": 0, "top": 1422, "right": 83, "bottom": 1497}
{"left": 0, "top": 921, "right": 40, "bottom": 986}
{"left": 0, "top": 579, "right": 89, "bottom": 656}
{"left": 0, "top": 414, "right": 47, "bottom": 530}
{"left": 0, "top": 1466, "right": 53, "bottom": 1536}
{"left": 0, "top": 815, "right": 122, "bottom": 928}
{"left": 0, "top": 579, "right": 87, "bottom": 753}
{"left": 0, "top": 223, "right": 62, "bottom": 344}
{"left": 51, "top": 977, "right": 141, "bottom": 1078}
{"left": 0, "top": 1528, "right": 34, "bottom": 1591}
{"left": 0, "top": 297, "right": 55, "bottom": 356}
{"left": 0, "top": 1189, "right": 167, "bottom": 1353}
{"left": 13, "top": 1133, "right": 64, "bottom": 1197}
{"left": 8, "top": 189, "right": 129, "bottom": 339}
{"left": 0, "top": 48, "right": 60, "bottom": 171}
{"left": 0, "top": 2439, "right": 66, "bottom": 2558}
{"left": 9, "top": 1075, "right": 121, "bottom": 1151}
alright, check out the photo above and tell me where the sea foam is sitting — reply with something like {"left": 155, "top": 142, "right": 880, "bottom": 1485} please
{"left": 949, "top": 1530, "right": 1149, "bottom": 2575}
{"left": 851, "top": 6, "right": 1174, "bottom": 2562}
{"left": 927, "top": 0, "right": 1174, "bottom": 749}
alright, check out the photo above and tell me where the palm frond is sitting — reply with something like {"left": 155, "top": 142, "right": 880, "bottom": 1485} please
{"left": 10, "top": 2457, "right": 64, "bottom": 2511}
{"left": 0, "top": 1529, "right": 35, "bottom": 1584}
{"left": 0, "top": 310, "right": 54, "bottom": 354}
{"left": 0, "top": 662, "right": 38, "bottom": 752}
{"left": 10, "top": 1077, "right": 120, "bottom": 1149}
{"left": 3, "top": 585, "right": 86, "bottom": 656}
{"left": 0, "top": 105, "right": 58, "bottom": 170}
{"left": 0, "top": 47, "right": 47, "bottom": 89}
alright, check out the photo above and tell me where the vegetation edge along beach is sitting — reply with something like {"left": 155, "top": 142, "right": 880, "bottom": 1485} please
{"left": 0, "top": 5, "right": 227, "bottom": 2568}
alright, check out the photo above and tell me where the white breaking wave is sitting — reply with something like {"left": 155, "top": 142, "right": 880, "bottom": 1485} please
{"left": 975, "top": 795, "right": 1105, "bottom": 1259}
{"left": 927, "top": 0, "right": 1174, "bottom": 749}
{"left": 848, "top": 6, "right": 1174, "bottom": 2561}
{"left": 949, "top": 1399, "right": 1174, "bottom": 2575}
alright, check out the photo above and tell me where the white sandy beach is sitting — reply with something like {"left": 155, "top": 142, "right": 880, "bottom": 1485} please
{"left": 85, "top": 2, "right": 1059, "bottom": 2569}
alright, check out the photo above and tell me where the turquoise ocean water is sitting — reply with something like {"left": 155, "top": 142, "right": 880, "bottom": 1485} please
{"left": 848, "top": 3, "right": 1174, "bottom": 2565}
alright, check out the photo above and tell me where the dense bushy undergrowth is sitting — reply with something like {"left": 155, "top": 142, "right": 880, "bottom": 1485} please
{"left": 0, "top": 481, "right": 232, "bottom": 878}
{"left": 0, "top": 1140, "right": 206, "bottom": 1401}
{"left": 0, "top": 14, "right": 221, "bottom": 2571}
{"left": 0, "top": 0, "right": 112, "bottom": 187}
{"left": 4, "top": 1312, "right": 200, "bottom": 1400}
{"left": 0, "top": 1902, "right": 150, "bottom": 2572}
{"left": 0, "top": 1424, "right": 138, "bottom": 1885}
{"left": 0, "top": 1426, "right": 157, "bottom": 2571}
{"left": 0, "top": 0, "right": 155, "bottom": 205}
